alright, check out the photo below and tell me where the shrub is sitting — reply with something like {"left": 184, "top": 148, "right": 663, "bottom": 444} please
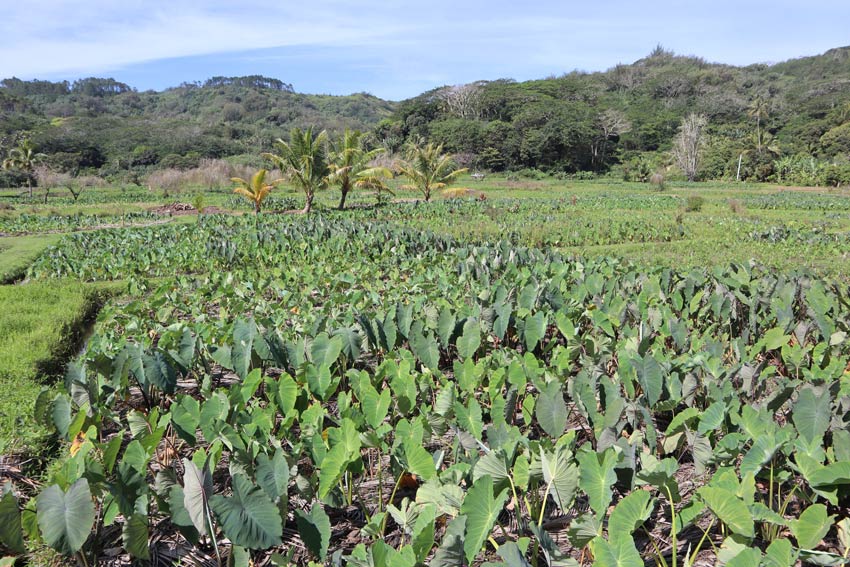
{"left": 685, "top": 195, "right": 704, "bottom": 212}
{"left": 650, "top": 172, "right": 666, "bottom": 191}
{"left": 728, "top": 198, "right": 744, "bottom": 214}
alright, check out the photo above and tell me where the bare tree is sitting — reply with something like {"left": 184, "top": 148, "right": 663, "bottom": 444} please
{"left": 591, "top": 109, "right": 632, "bottom": 168}
{"left": 672, "top": 113, "right": 708, "bottom": 182}
{"left": 34, "top": 165, "right": 70, "bottom": 204}
{"left": 437, "top": 82, "right": 484, "bottom": 119}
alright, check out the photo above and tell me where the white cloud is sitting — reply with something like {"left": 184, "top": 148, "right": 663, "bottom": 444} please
{"left": 1, "top": 0, "right": 847, "bottom": 96}
{"left": 0, "top": 0, "right": 402, "bottom": 77}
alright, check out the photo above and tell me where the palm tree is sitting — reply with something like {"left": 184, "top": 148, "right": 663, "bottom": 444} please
{"left": 262, "top": 127, "right": 329, "bottom": 214}
{"left": 2, "top": 139, "right": 46, "bottom": 199}
{"left": 395, "top": 141, "right": 468, "bottom": 202}
{"left": 328, "top": 129, "right": 391, "bottom": 209}
{"left": 231, "top": 169, "right": 279, "bottom": 214}
{"left": 747, "top": 96, "right": 770, "bottom": 153}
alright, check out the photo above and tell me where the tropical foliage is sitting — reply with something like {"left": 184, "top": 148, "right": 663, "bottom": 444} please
{"left": 231, "top": 169, "right": 279, "bottom": 214}
{"left": 328, "top": 129, "right": 392, "bottom": 209}
{"left": 396, "top": 141, "right": 467, "bottom": 201}
{"left": 262, "top": 127, "right": 329, "bottom": 213}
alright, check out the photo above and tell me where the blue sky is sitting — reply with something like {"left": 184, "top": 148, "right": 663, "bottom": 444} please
{"left": 2, "top": 0, "right": 848, "bottom": 100}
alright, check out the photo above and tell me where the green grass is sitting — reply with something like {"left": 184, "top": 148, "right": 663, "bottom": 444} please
{"left": 0, "top": 234, "right": 61, "bottom": 283}
{"left": 0, "top": 280, "right": 121, "bottom": 453}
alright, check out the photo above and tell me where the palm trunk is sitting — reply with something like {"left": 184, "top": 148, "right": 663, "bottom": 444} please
{"left": 338, "top": 182, "right": 349, "bottom": 210}
{"left": 255, "top": 201, "right": 260, "bottom": 214}
{"left": 27, "top": 177, "right": 33, "bottom": 199}
{"left": 302, "top": 191, "right": 314, "bottom": 214}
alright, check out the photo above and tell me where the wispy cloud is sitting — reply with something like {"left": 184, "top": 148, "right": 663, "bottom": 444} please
{"left": 1, "top": 0, "right": 848, "bottom": 98}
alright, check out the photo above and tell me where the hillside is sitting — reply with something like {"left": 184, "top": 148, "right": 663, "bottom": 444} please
{"left": 0, "top": 76, "right": 395, "bottom": 180}
{"left": 384, "top": 46, "right": 850, "bottom": 181}
{"left": 2, "top": 46, "right": 850, "bottom": 184}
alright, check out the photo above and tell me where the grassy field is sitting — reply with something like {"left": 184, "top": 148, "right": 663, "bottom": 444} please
{"left": 0, "top": 234, "right": 62, "bottom": 283}
{"left": 0, "top": 281, "right": 119, "bottom": 453}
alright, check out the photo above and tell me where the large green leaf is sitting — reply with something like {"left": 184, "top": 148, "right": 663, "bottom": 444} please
{"left": 122, "top": 513, "right": 150, "bottom": 560}
{"left": 725, "top": 548, "right": 762, "bottom": 567}
{"left": 309, "top": 332, "right": 344, "bottom": 368}
{"left": 578, "top": 447, "right": 618, "bottom": 519}
{"left": 536, "top": 381, "right": 567, "bottom": 438}
{"left": 51, "top": 394, "right": 72, "bottom": 438}
{"left": 790, "top": 504, "right": 834, "bottom": 550}
{"left": 0, "top": 487, "right": 25, "bottom": 554}
{"left": 430, "top": 514, "right": 466, "bottom": 567}
{"left": 540, "top": 446, "right": 579, "bottom": 512}
{"left": 209, "top": 474, "right": 282, "bottom": 550}
{"left": 588, "top": 535, "right": 643, "bottom": 567}
{"left": 437, "top": 308, "right": 457, "bottom": 349}
{"left": 697, "top": 400, "right": 726, "bottom": 435}
{"left": 473, "top": 450, "right": 510, "bottom": 486}
{"left": 171, "top": 395, "right": 200, "bottom": 444}
{"left": 523, "top": 312, "right": 547, "bottom": 351}
{"left": 255, "top": 448, "right": 290, "bottom": 503}
{"left": 141, "top": 351, "right": 178, "bottom": 394}
{"left": 403, "top": 437, "right": 436, "bottom": 481}
{"left": 295, "top": 504, "right": 331, "bottom": 561}
{"left": 635, "top": 354, "right": 663, "bottom": 407}
{"left": 793, "top": 386, "right": 831, "bottom": 444}
{"left": 360, "top": 381, "right": 392, "bottom": 430}
{"left": 318, "top": 419, "right": 361, "bottom": 498}
{"left": 232, "top": 318, "right": 258, "bottom": 380}
{"left": 762, "top": 539, "right": 797, "bottom": 567}
{"left": 460, "top": 475, "right": 509, "bottom": 564}
{"left": 608, "top": 490, "right": 654, "bottom": 545}
{"left": 409, "top": 330, "right": 440, "bottom": 371}
{"left": 740, "top": 434, "right": 780, "bottom": 478}
{"left": 456, "top": 318, "right": 481, "bottom": 360}
{"left": 182, "top": 458, "right": 212, "bottom": 536}
{"left": 497, "top": 542, "right": 532, "bottom": 567}
{"left": 36, "top": 479, "right": 95, "bottom": 555}
{"left": 697, "top": 486, "right": 754, "bottom": 539}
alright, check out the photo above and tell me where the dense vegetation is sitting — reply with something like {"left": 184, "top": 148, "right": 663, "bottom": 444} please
{"left": 384, "top": 46, "right": 850, "bottom": 182}
{"left": 2, "top": 46, "right": 850, "bottom": 188}
{"left": 0, "top": 75, "right": 393, "bottom": 185}
{"left": 2, "top": 210, "right": 850, "bottom": 566}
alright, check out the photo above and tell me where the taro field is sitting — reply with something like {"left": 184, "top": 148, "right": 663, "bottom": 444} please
{"left": 2, "top": 184, "right": 850, "bottom": 567}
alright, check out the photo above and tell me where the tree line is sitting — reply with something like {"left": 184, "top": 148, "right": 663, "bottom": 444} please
{"left": 1, "top": 45, "right": 850, "bottom": 187}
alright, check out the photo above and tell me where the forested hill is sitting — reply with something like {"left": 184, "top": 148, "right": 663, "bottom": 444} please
{"left": 0, "top": 75, "right": 395, "bottom": 176}
{"left": 2, "top": 46, "right": 850, "bottom": 183}
{"left": 382, "top": 46, "right": 850, "bottom": 181}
